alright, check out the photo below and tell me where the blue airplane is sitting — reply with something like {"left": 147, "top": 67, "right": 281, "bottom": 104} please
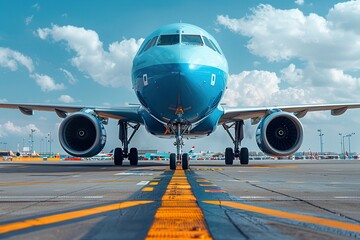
{"left": 1, "top": 23, "right": 360, "bottom": 170}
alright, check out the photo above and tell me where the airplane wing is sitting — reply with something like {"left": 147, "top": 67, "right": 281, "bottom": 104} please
{"left": 219, "top": 103, "right": 360, "bottom": 125}
{"left": 0, "top": 103, "right": 143, "bottom": 124}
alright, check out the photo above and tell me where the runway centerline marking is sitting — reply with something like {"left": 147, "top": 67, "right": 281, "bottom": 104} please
{"left": 204, "top": 200, "right": 360, "bottom": 233}
{"left": 145, "top": 167, "right": 212, "bottom": 240}
{"left": 0, "top": 201, "right": 153, "bottom": 235}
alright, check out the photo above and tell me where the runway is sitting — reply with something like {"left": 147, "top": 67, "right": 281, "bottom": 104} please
{"left": 0, "top": 159, "right": 359, "bottom": 239}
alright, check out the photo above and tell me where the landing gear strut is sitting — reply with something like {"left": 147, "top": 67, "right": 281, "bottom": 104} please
{"left": 223, "top": 120, "right": 249, "bottom": 165}
{"left": 114, "top": 120, "right": 140, "bottom": 166}
{"left": 169, "top": 123, "right": 190, "bottom": 170}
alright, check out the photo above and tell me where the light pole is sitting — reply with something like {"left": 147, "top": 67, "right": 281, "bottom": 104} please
{"left": 48, "top": 132, "right": 53, "bottom": 156}
{"left": 317, "top": 129, "right": 324, "bottom": 155}
{"left": 339, "top": 133, "right": 343, "bottom": 157}
{"left": 348, "top": 133, "right": 355, "bottom": 156}
{"left": 342, "top": 135, "right": 347, "bottom": 156}
{"left": 30, "top": 129, "right": 36, "bottom": 153}
{"left": 45, "top": 136, "right": 48, "bottom": 154}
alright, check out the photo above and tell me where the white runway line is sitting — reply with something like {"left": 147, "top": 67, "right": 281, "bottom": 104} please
{"left": 136, "top": 181, "right": 150, "bottom": 186}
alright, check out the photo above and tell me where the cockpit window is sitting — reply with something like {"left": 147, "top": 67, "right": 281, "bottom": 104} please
{"left": 157, "top": 34, "right": 180, "bottom": 45}
{"left": 203, "top": 36, "right": 221, "bottom": 55}
{"left": 209, "top": 39, "right": 222, "bottom": 54}
{"left": 181, "top": 35, "right": 203, "bottom": 46}
{"left": 139, "top": 36, "right": 158, "bottom": 54}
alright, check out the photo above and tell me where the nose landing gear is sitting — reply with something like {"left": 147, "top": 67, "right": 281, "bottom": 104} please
{"left": 169, "top": 123, "right": 190, "bottom": 170}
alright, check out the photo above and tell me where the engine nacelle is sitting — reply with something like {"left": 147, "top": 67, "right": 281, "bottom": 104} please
{"left": 59, "top": 110, "right": 106, "bottom": 157}
{"left": 256, "top": 111, "right": 303, "bottom": 157}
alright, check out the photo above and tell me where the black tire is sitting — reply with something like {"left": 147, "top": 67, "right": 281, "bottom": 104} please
{"left": 240, "top": 147, "right": 249, "bottom": 165}
{"left": 182, "top": 153, "right": 189, "bottom": 170}
{"left": 170, "top": 153, "right": 176, "bottom": 170}
{"left": 129, "top": 148, "right": 138, "bottom": 166}
{"left": 225, "top": 147, "right": 234, "bottom": 165}
{"left": 114, "top": 148, "right": 124, "bottom": 166}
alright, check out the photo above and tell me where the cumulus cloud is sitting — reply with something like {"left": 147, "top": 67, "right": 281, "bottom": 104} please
{"left": 0, "top": 47, "right": 65, "bottom": 93}
{"left": 58, "top": 95, "right": 75, "bottom": 103}
{"left": 25, "top": 15, "right": 34, "bottom": 26}
{"left": 217, "top": 2, "right": 360, "bottom": 70}
{"left": 0, "top": 99, "right": 7, "bottom": 103}
{"left": 0, "top": 121, "right": 42, "bottom": 138}
{"left": 59, "top": 68, "right": 77, "bottom": 84}
{"left": 37, "top": 25, "right": 144, "bottom": 88}
{"left": 218, "top": 1, "right": 360, "bottom": 106}
{"left": 0, "top": 47, "right": 34, "bottom": 72}
{"left": 295, "top": 0, "right": 304, "bottom": 6}
{"left": 31, "top": 73, "right": 65, "bottom": 92}
{"left": 222, "top": 69, "right": 323, "bottom": 107}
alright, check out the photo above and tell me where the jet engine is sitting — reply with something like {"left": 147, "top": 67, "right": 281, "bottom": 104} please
{"left": 256, "top": 111, "right": 303, "bottom": 157}
{"left": 59, "top": 110, "right": 106, "bottom": 157}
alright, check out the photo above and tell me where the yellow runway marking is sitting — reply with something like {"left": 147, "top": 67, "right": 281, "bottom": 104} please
{"left": 149, "top": 182, "right": 158, "bottom": 185}
{"left": 196, "top": 179, "right": 210, "bottom": 183}
{"left": 142, "top": 187, "right": 154, "bottom": 192}
{"left": 0, "top": 201, "right": 153, "bottom": 235}
{"left": 199, "top": 184, "right": 217, "bottom": 187}
{"left": 204, "top": 190, "right": 226, "bottom": 193}
{"left": 146, "top": 168, "right": 212, "bottom": 240}
{"left": 204, "top": 201, "right": 360, "bottom": 233}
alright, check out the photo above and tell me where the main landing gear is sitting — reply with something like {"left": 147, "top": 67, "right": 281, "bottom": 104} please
{"left": 114, "top": 120, "right": 140, "bottom": 166}
{"left": 169, "top": 123, "right": 190, "bottom": 170}
{"left": 223, "top": 120, "right": 249, "bottom": 165}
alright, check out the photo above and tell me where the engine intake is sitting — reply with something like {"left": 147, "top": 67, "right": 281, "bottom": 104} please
{"left": 256, "top": 111, "right": 303, "bottom": 157}
{"left": 59, "top": 110, "right": 106, "bottom": 157}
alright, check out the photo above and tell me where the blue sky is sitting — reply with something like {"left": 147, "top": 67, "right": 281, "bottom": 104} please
{"left": 0, "top": 0, "right": 359, "bottom": 155}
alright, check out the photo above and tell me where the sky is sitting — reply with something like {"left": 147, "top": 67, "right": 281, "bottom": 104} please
{"left": 0, "top": 0, "right": 359, "bottom": 155}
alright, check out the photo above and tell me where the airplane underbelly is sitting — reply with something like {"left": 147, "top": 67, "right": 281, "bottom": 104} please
{"left": 133, "top": 63, "right": 226, "bottom": 123}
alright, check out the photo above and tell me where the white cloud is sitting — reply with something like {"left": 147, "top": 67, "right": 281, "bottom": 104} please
{"left": 58, "top": 95, "right": 75, "bottom": 103}
{"left": 217, "top": 2, "right": 360, "bottom": 107}
{"left": 32, "top": 3, "right": 40, "bottom": 11}
{"left": 31, "top": 73, "right": 65, "bottom": 92}
{"left": 217, "top": 2, "right": 360, "bottom": 71}
{"left": 37, "top": 25, "right": 144, "bottom": 88}
{"left": 0, "top": 121, "right": 42, "bottom": 138}
{"left": 25, "top": 15, "right": 33, "bottom": 26}
{"left": 0, "top": 99, "right": 7, "bottom": 103}
{"left": 328, "top": 0, "right": 360, "bottom": 34}
{"left": 280, "top": 64, "right": 304, "bottom": 85}
{"left": 223, "top": 70, "right": 279, "bottom": 107}
{"left": 0, "top": 47, "right": 34, "bottom": 72}
{"left": 295, "top": 0, "right": 304, "bottom": 6}
{"left": 59, "top": 68, "right": 77, "bottom": 84}
{"left": 223, "top": 70, "right": 323, "bottom": 107}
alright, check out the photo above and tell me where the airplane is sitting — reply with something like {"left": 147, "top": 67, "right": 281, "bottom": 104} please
{"left": 1, "top": 23, "right": 360, "bottom": 170}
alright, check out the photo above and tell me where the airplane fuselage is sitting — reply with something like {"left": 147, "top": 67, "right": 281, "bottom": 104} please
{"left": 132, "top": 23, "right": 228, "bottom": 137}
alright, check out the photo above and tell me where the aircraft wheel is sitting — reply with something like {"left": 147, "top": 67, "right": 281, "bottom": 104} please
{"left": 170, "top": 153, "right": 176, "bottom": 170}
{"left": 182, "top": 153, "right": 189, "bottom": 170}
{"left": 114, "top": 148, "right": 124, "bottom": 166}
{"left": 129, "top": 148, "right": 138, "bottom": 166}
{"left": 225, "top": 147, "right": 234, "bottom": 165}
{"left": 240, "top": 147, "right": 249, "bottom": 165}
